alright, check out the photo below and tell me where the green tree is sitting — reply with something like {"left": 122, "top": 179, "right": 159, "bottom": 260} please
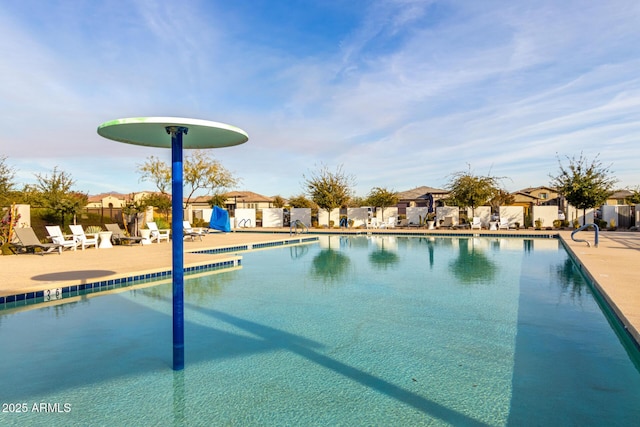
{"left": 18, "top": 184, "right": 41, "bottom": 206}
{"left": 365, "top": 187, "right": 398, "bottom": 221}
{"left": 347, "top": 195, "right": 366, "bottom": 208}
{"left": 209, "top": 193, "right": 227, "bottom": 208}
{"left": 183, "top": 150, "right": 239, "bottom": 207}
{"left": 137, "top": 155, "right": 171, "bottom": 194}
{"left": 549, "top": 153, "right": 616, "bottom": 226}
{"left": 489, "top": 189, "right": 515, "bottom": 212}
{"left": 626, "top": 186, "right": 640, "bottom": 204}
{"left": 141, "top": 192, "right": 171, "bottom": 219}
{"left": 446, "top": 167, "right": 504, "bottom": 216}
{"left": 34, "top": 167, "right": 87, "bottom": 227}
{"left": 272, "top": 195, "right": 285, "bottom": 208}
{"left": 137, "top": 150, "right": 239, "bottom": 207}
{"left": 288, "top": 194, "right": 316, "bottom": 208}
{"left": 0, "top": 155, "right": 16, "bottom": 206}
{"left": 303, "top": 164, "right": 354, "bottom": 227}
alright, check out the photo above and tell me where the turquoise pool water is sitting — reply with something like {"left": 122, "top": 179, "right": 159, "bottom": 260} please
{"left": 1, "top": 235, "right": 639, "bottom": 426}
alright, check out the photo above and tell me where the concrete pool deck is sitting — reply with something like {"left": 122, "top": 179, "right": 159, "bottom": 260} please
{"left": 1, "top": 228, "right": 638, "bottom": 346}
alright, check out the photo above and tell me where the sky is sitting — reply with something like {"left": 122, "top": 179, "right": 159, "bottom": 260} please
{"left": 1, "top": 0, "right": 639, "bottom": 199}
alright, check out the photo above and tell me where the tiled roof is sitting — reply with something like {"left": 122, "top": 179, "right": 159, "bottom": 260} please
{"left": 224, "top": 190, "right": 274, "bottom": 202}
{"left": 397, "top": 186, "right": 449, "bottom": 200}
{"left": 609, "top": 189, "right": 633, "bottom": 199}
{"left": 517, "top": 186, "right": 558, "bottom": 194}
{"left": 87, "top": 192, "right": 128, "bottom": 202}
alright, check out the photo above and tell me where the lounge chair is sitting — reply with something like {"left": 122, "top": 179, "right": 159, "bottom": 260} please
{"left": 147, "top": 221, "right": 170, "bottom": 243}
{"left": 183, "top": 221, "right": 205, "bottom": 241}
{"left": 498, "top": 218, "right": 510, "bottom": 230}
{"left": 367, "top": 218, "right": 379, "bottom": 229}
{"left": 470, "top": 217, "right": 482, "bottom": 230}
{"left": 69, "top": 225, "right": 98, "bottom": 250}
{"left": 378, "top": 218, "right": 390, "bottom": 229}
{"left": 45, "top": 225, "right": 78, "bottom": 251}
{"left": 105, "top": 224, "right": 143, "bottom": 245}
{"left": 13, "top": 227, "right": 62, "bottom": 255}
{"left": 382, "top": 217, "right": 396, "bottom": 228}
{"left": 439, "top": 217, "right": 454, "bottom": 229}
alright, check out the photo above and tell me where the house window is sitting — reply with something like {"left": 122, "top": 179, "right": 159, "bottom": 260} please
{"left": 539, "top": 193, "right": 548, "bottom": 200}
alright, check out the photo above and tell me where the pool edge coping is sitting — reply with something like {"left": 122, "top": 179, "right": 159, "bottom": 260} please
{"left": 559, "top": 235, "right": 640, "bottom": 348}
{"left": 0, "top": 236, "right": 320, "bottom": 309}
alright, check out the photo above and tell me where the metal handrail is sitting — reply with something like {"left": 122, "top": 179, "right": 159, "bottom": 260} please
{"left": 571, "top": 223, "right": 599, "bottom": 247}
{"left": 237, "top": 218, "right": 252, "bottom": 228}
{"left": 289, "top": 219, "right": 308, "bottom": 235}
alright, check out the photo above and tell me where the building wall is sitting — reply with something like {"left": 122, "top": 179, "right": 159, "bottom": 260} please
{"left": 406, "top": 207, "right": 429, "bottom": 226}
{"left": 531, "top": 206, "right": 559, "bottom": 228}
{"left": 376, "top": 207, "right": 398, "bottom": 224}
{"left": 566, "top": 205, "right": 594, "bottom": 227}
{"left": 436, "top": 206, "right": 459, "bottom": 226}
{"left": 318, "top": 208, "right": 340, "bottom": 227}
{"left": 499, "top": 206, "right": 524, "bottom": 228}
{"left": 291, "top": 208, "right": 311, "bottom": 227}
{"left": 527, "top": 188, "right": 559, "bottom": 204}
{"left": 347, "top": 207, "right": 368, "bottom": 228}
{"left": 467, "top": 206, "right": 491, "bottom": 228}
{"left": 262, "top": 208, "right": 283, "bottom": 227}
{"left": 234, "top": 208, "right": 256, "bottom": 228}
{"left": 15, "top": 204, "right": 31, "bottom": 228}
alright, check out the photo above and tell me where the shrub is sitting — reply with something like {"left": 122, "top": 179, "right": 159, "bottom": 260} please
{"left": 192, "top": 218, "right": 208, "bottom": 228}
{"left": 152, "top": 217, "right": 171, "bottom": 229}
{"left": 85, "top": 225, "right": 103, "bottom": 234}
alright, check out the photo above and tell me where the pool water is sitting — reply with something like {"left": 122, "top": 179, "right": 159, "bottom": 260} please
{"left": 1, "top": 235, "right": 639, "bottom": 426}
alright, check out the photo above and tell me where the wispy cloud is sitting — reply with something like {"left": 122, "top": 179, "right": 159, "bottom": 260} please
{"left": 1, "top": 0, "right": 639, "bottom": 198}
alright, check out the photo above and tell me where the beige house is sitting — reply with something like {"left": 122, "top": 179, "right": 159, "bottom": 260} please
{"left": 396, "top": 186, "right": 449, "bottom": 209}
{"left": 515, "top": 186, "right": 636, "bottom": 207}
{"left": 606, "top": 189, "right": 635, "bottom": 205}
{"left": 224, "top": 191, "right": 275, "bottom": 213}
{"left": 511, "top": 191, "right": 539, "bottom": 207}
{"left": 515, "top": 186, "right": 561, "bottom": 206}
{"left": 187, "top": 191, "right": 275, "bottom": 217}
{"left": 86, "top": 191, "right": 159, "bottom": 209}
{"left": 86, "top": 192, "right": 127, "bottom": 209}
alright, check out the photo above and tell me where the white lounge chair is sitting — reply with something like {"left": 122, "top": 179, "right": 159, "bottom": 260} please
{"left": 367, "top": 218, "right": 379, "bottom": 229}
{"left": 45, "top": 225, "right": 78, "bottom": 251}
{"left": 470, "top": 217, "right": 482, "bottom": 230}
{"left": 183, "top": 221, "right": 205, "bottom": 241}
{"left": 498, "top": 218, "right": 510, "bottom": 230}
{"left": 380, "top": 217, "right": 396, "bottom": 228}
{"left": 147, "top": 221, "right": 170, "bottom": 243}
{"left": 69, "top": 225, "right": 98, "bottom": 250}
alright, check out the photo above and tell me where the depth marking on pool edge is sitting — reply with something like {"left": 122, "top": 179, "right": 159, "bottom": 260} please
{"left": 0, "top": 236, "right": 319, "bottom": 309}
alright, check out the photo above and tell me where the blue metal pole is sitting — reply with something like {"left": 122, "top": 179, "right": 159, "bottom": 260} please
{"left": 168, "top": 126, "right": 187, "bottom": 371}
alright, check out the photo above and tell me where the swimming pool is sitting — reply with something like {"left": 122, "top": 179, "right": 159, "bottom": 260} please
{"left": 1, "top": 235, "right": 639, "bottom": 426}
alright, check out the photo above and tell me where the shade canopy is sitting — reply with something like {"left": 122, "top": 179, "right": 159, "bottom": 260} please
{"left": 97, "top": 117, "right": 248, "bottom": 149}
